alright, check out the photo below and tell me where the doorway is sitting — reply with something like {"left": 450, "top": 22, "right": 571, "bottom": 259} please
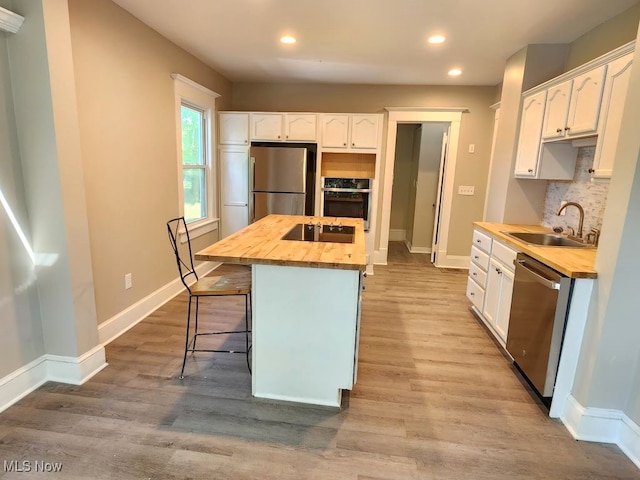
{"left": 378, "top": 108, "right": 465, "bottom": 268}
{"left": 389, "top": 123, "right": 449, "bottom": 263}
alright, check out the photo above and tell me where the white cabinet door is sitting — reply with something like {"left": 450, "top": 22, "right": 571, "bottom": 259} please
{"left": 321, "top": 114, "right": 350, "bottom": 148}
{"left": 482, "top": 258, "right": 501, "bottom": 328}
{"left": 541, "top": 80, "right": 571, "bottom": 140}
{"left": 220, "top": 146, "right": 249, "bottom": 238}
{"left": 593, "top": 53, "right": 633, "bottom": 179}
{"left": 219, "top": 112, "right": 249, "bottom": 145}
{"left": 285, "top": 114, "right": 317, "bottom": 141}
{"left": 350, "top": 115, "right": 379, "bottom": 149}
{"left": 251, "top": 113, "right": 283, "bottom": 141}
{"left": 494, "top": 266, "right": 514, "bottom": 342}
{"left": 514, "top": 90, "right": 546, "bottom": 177}
{"left": 566, "top": 65, "right": 606, "bottom": 137}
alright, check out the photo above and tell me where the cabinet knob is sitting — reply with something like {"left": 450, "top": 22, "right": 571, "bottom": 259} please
{"left": 588, "top": 168, "right": 595, "bottom": 174}
{"left": 556, "top": 128, "right": 563, "bottom": 133}
{"left": 496, "top": 267, "right": 502, "bottom": 275}
{"left": 474, "top": 255, "right": 479, "bottom": 260}
{"left": 352, "top": 143, "right": 356, "bottom": 147}
{"left": 472, "top": 272, "right": 477, "bottom": 277}
{"left": 476, "top": 239, "right": 481, "bottom": 243}
{"left": 470, "top": 292, "right": 475, "bottom": 296}
{"left": 564, "top": 126, "right": 570, "bottom": 131}
{"left": 343, "top": 142, "right": 347, "bottom": 146}
{"left": 527, "top": 169, "right": 533, "bottom": 173}
{"left": 286, "top": 135, "right": 289, "bottom": 139}
{"left": 244, "top": 140, "right": 248, "bottom": 144}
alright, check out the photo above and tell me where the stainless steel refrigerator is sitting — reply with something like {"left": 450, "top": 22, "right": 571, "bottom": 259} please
{"left": 249, "top": 143, "right": 316, "bottom": 222}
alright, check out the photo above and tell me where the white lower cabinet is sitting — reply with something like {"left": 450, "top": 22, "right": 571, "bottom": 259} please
{"left": 467, "top": 229, "right": 518, "bottom": 346}
{"left": 220, "top": 146, "right": 249, "bottom": 238}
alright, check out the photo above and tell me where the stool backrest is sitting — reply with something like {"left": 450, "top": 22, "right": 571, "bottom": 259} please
{"left": 167, "top": 217, "right": 198, "bottom": 292}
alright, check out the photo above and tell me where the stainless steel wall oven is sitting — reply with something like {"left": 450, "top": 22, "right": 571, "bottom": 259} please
{"left": 322, "top": 178, "right": 372, "bottom": 231}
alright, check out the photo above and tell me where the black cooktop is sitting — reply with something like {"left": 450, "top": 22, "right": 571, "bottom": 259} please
{"left": 282, "top": 223, "right": 355, "bottom": 244}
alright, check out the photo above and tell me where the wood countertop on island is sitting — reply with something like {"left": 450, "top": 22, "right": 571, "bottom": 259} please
{"left": 195, "top": 215, "right": 367, "bottom": 271}
{"left": 474, "top": 222, "right": 597, "bottom": 279}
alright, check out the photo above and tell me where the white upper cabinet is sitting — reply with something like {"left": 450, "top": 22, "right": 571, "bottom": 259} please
{"left": 541, "top": 65, "right": 606, "bottom": 141}
{"left": 250, "top": 113, "right": 317, "bottom": 142}
{"left": 250, "top": 113, "right": 284, "bottom": 141}
{"left": 515, "top": 90, "right": 546, "bottom": 177}
{"left": 592, "top": 53, "right": 634, "bottom": 179}
{"left": 219, "top": 112, "right": 249, "bottom": 145}
{"left": 541, "top": 80, "right": 571, "bottom": 140}
{"left": 321, "top": 114, "right": 350, "bottom": 148}
{"left": 284, "top": 114, "right": 317, "bottom": 141}
{"left": 350, "top": 115, "right": 379, "bottom": 149}
{"left": 566, "top": 65, "right": 606, "bottom": 137}
{"left": 321, "top": 114, "right": 380, "bottom": 150}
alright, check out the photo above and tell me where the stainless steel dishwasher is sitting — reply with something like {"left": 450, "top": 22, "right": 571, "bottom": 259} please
{"left": 506, "top": 253, "right": 573, "bottom": 399}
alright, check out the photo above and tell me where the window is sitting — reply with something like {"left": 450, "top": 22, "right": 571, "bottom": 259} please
{"left": 172, "top": 74, "right": 220, "bottom": 240}
{"left": 181, "top": 104, "right": 207, "bottom": 223}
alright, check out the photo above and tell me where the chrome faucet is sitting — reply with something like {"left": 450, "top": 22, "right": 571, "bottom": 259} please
{"left": 556, "top": 201, "right": 585, "bottom": 238}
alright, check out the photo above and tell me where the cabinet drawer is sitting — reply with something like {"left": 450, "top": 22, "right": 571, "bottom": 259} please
{"left": 468, "top": 262, "right": 487, "bottom": 288}
{"left": 470, "top": 246, "right": 490, "bottom": 271}
{"left": 491, "top": 240, "right": 517, "bottom": 272}
{"left": 472, "top": 229, "right": 492, "bottom": 254}
{"left": 466, "top": 277, "right": 485, "bottom": 311}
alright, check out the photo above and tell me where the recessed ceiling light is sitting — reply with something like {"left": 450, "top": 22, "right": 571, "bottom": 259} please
{"left": 280, "top": 35, "right": 296, "bottom": 44}
{"left": 428, "top": 34, "right": 446, "bottom": 44}
{"left": 448, "top": 68, "right": 462, "bottom": 76}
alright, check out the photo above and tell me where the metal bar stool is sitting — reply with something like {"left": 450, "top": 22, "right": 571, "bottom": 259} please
{"left": 166, "top": 217, "right": 251, "bottom": 378}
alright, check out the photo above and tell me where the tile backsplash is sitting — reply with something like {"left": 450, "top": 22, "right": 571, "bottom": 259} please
{"left": 542, "top": 146, "right": 609, "bottom": 237}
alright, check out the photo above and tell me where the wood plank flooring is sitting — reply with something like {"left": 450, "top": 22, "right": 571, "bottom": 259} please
{"left": 1, "top": 244, "right": 638, "bottom": 479}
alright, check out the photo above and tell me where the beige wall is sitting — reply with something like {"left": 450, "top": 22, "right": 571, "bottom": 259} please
{"left": 68, "top": 0, "right": 232, "bottom": 324}
{"left": 565, "top": 2, "right": 640, "bottom": 71}
{"left": 390, "top": 125, "right": 416, "bottom": 232}
{"left": 232, "top": 83, "right": 496, "bottom": 257}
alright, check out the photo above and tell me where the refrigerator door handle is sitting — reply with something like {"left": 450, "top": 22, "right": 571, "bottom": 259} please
{"left": 249, "top": 156, "right": 255, "bottom": 223}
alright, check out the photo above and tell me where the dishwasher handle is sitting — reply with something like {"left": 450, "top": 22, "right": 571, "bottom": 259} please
{"left": 515, "top": 259, "right": 560, "bottom": 290}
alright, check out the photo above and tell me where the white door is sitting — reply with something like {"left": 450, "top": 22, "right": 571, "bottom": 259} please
{"left": 430, "top": 129, "right": 449, "bottom": 264}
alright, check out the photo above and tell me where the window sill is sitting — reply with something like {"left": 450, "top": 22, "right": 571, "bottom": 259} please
{"left": 179, "top": 218, "right": 219, "bottom": 244}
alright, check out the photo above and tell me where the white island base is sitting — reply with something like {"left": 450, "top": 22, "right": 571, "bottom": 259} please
{"left": 251, "top": 263, "right": 362, "bottom": 407}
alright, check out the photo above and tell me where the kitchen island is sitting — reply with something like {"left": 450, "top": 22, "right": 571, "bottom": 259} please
{"left": 195, "top": 215, "right": 367, "bottom": 407}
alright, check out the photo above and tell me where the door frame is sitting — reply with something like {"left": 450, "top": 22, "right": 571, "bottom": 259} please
{"left": 378, "top": 107, "right": 466, "bottom": 267}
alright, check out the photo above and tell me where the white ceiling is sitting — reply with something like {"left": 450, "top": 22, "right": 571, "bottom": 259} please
{"left": 111, "top": 0, "right": 638, "bottom": 86}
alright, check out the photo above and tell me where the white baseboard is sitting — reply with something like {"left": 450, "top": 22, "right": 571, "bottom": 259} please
{"left": 374, "top": 248, "right": 387, "bottom": 265}
{"left": 434, "top": 253, "right": 469, "bottom": 269}
{"left": 45, "top": 345, "right": 107, "bottom": 385}
{"left": 98, "top": 261, "right": 219, "bottom": 345}
{"left": 0, "top": 357, "right": 48, "bottom": 414}
{"left": 388, "top": 229, "right": 406, "bottom": 242}
{"left": 409, "top": 245, "right": 431, "bottom": 254}
{"left": 0, "top": 345, "right": 107, "bottom": 414}
{"left": 563, "top": 394, "right": 640, "bottom": 469}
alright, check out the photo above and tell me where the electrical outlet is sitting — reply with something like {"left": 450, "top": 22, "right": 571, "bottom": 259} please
{"left": 468, "top": 144, "right": 475, "bottom": 153}
{"left": 124, "top": 273, "right": 132, "bottom": 290}
{"left": 458, "top": 185, "right": 475, "bottom": 196}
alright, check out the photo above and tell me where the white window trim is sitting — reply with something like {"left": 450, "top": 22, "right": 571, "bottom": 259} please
{"left": 172, "top": 74, "right": 221, "bottom": 243}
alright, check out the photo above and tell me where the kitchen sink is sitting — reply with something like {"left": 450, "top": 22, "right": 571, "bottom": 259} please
{"left": 501, "top": 231, "right": 593, "bottom": 248}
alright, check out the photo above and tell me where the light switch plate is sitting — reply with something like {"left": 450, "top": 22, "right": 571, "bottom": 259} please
{"left": 458, "top": 185, "right": 475, "bottom": 196}
{"left": 468, "top": 144, "right": 475, "bottom": 153}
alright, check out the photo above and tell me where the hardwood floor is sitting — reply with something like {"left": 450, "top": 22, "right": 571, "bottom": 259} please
{"left": 1, "top": 253, "right": 638, "bottom": 479}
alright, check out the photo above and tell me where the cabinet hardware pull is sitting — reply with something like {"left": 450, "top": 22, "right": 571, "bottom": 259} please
{"left": 472, "top": 272, "right": 477, "bottom": 276}
{"left": 343, "top": 143, "right": 347, "bottom": 146}
{"left": 277, "top": 135, "right": 281, "bottom": 139}
{"left": 556, "top": 128, "right": 562, "bottom": 133}
{"left": 588, "top": 168, "right": 595, "bottom": 173}
{"left": 352, "top": 143, "right": 356, "bottom": 147}
{"left": 527, "top": 169, "right": 533, "bottom": 173}
{"left": 564, "top": 126, "right": 570, "bottom": 131}
{"left": 470, "top": 292, "right": 475, "bottom": 296}
{"left": 496, "top": 268, "right": 502, "bottom": 274}
{"left": 476, "top": 239, "right": 481, "bottom": 243}
{"left": 474, "top": 256, "right": 479, "bottom": 260}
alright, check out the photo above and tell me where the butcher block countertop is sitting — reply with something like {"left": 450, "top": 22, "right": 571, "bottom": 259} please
{"left": 474, "top": 222, "right": 597, "bottom": 279}
{"left": 195, "top": 215, "right": 367, "bottom": 271}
